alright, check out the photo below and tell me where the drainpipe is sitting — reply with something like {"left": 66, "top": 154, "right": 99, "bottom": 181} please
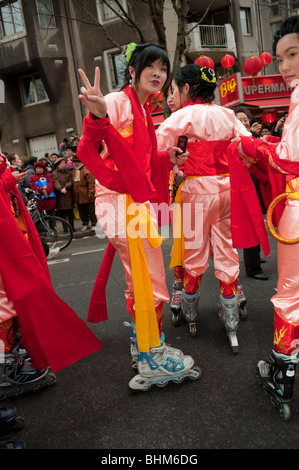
{"left": 64, "top": 0, "right": 85, "bottom": 120}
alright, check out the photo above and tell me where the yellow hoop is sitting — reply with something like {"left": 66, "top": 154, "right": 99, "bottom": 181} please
{"left": 266, "top": 192, "right": 299, "bottom": 245}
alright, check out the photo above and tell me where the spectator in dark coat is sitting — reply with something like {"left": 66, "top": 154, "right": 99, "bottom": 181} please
{"left": 52, "top": 158, "right": 74, "bottom": 230}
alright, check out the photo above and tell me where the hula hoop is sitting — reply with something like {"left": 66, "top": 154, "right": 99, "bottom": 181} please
{"left": 266, "top": 192, "right": 299, "bottom": 245}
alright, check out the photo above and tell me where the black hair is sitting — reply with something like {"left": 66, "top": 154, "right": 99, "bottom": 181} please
{"left": 273, "top": 16, "right": 299, "bottom": 55}
{"left": 173, "top": 64, "right": 216, "bottom": 103}
{"left": 121, "top": 43, "right": 170, "bottom": 90}
{"left": 162, "top": 75, "right": 173, "bottom": 99}
{"left": 233, "top": 106, "right": 253, "bottom": 121}
{"left": 23, "top": 156, "right": 37, "bottom": 168}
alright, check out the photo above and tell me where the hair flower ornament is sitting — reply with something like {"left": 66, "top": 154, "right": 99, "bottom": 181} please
{"left": 200, "top": 67, "right": 216, "bottom": 83}
{"left": 124, "top": 43, "right": 138, "bottom": 63}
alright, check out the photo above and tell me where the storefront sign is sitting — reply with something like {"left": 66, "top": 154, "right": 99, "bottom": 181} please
{"left": 218, "top": 73, "right": 291, "bottom": 107}
{"left": 218, "top": 73, "right": 244, "bottom": 107}
{"left": 242, "top": 74, "right": 291, "bottom": 100}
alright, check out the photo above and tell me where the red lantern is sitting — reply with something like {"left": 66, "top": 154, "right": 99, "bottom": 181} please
{"left": 259, "top": 52, "right": 272, "bottom": 68}
{"left": 261, "top": 109, "right": 276, "bottom": 124}
{"left": 194, "top": 55, "right": 215, "bottom": 69}
{"left": 221, "top": 54, "right": 235, "bottom": 72}
{"left": 243, "top": 56, "right": 263, "bottom": 84}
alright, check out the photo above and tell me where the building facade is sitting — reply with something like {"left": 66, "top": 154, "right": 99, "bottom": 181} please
{"left": 0, "top": 0, "right": 297, "bottom": 156}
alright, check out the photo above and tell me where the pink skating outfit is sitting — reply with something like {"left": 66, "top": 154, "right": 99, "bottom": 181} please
{"left": 156, "top": 98, "right": 251, "bottom": 296}
{"left": 94, "top": 90, "right": 169, "bottom": 334}
{"left": 237, "top": 85, "right": 299, "bottom": 354}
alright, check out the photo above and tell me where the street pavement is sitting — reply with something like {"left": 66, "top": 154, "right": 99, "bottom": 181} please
{"left": 3, "top": 222, "right": 299, "bottom": 451}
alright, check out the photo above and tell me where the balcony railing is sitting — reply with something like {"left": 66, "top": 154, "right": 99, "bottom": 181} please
{"left": 187, "top": 23, "right": 237, "bottom": 55}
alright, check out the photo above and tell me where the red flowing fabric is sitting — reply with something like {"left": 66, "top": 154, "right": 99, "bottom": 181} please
{"left": 228, "top": 136, "right": 299, "bottom": 257}
{"left": 0, "top": 157, "right": 102, "bottom": 372}
{"left": 183, "top": 141, "right": 230, "bottom": 177}
{"left": 77, "top": 87, "right": 171, "bottom": 323}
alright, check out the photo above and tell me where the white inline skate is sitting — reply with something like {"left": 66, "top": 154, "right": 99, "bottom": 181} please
{"left": 256, "top": 349, "right": 299, "bottom": 421}
{"left": 218, "top": 294, "right": 239, "bottom": 354}
{"left": 128, "top": 342, "right": 201, "bottom": 391}
{"left": 180, "top": 290, "right": 200, "bottom": 336}
{"left": 124, "top": 321, "right": 184, "bottom": 370}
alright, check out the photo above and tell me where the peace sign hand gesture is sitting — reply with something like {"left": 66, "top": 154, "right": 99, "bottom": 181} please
{"left": 78, "top": 67, "right": 107, "bottom": 118}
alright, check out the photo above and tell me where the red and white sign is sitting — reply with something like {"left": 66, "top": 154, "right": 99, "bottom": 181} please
{"left": 218, "top": 73, "right": 291, "bottom": 108}
{"left": 242, "top": 74, "right": 291, "bottom": 100}
{"left": 218, "top": 73, "right": 244, "bottom": 107}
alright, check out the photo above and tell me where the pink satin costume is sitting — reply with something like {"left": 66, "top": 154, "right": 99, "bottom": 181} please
{"left": 156, "top": 101, "right": 251, "bottom": 295}
{"left": 94, "top": 91, "right": 169, "bottom": 324}
{"left": 267, "top": 85, "right": 299, "bottom": 354}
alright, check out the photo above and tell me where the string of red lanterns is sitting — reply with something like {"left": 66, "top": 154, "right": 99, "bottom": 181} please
{"left": 193, "top": 52, "right": 272, "bottom": 83}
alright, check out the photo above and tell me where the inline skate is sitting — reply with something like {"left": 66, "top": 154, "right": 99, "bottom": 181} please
{"left": 256, "top": 349, "right": 299, "bottom": 421}
{"left": 179, "top": 290, "right": 200, "bottom": 336}
{"left": 128, "top": 342, "right": 201, "bottom": 391}
{"left": 218, "top": 294, "right": 239, "bottom": 353}
{"left": 0, "top": 405, "right": 25, "bottom": 437}
{"left": 0, "top": 347, "right": 56, "bottom": 401}
{"left": 170, "top": 280, "right": 183, "bottom": 326}
{"left": 124, "top": 321, "right": 184, "bottom": 370}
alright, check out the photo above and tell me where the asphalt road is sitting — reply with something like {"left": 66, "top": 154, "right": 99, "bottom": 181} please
{"left": 3, "top": 224, "right": 299, "bottom": 451}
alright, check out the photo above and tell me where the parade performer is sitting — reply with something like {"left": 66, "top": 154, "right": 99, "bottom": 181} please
{"left": 163, "top": 81, "right": 185, "bottom": 317}
{"left": 231, "top": 16, "right": 299, "bottom": 419}
{"left": 0, "top": 146, "right": 102, "bottom": 400}
{"left": 77, "top": 43, "right": 201, "bottom": 391}
{"left": 156, "top": 65, "right": 251, "bottom": 352}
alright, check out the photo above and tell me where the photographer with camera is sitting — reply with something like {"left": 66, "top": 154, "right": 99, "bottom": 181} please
{"left": 272, "top": 113, "right": 288, "bottom": 138}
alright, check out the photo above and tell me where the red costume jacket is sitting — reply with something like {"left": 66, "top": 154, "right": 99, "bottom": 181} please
{"left": 0, "top": 156, "right": 102, "bottom": 372}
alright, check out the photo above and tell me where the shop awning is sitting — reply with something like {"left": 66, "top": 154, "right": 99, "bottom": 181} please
{"left": 244, "top": 97, "right": 290, "bottom": 108}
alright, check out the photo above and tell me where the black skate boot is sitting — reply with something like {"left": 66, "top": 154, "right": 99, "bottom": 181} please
{"left": 256, "top": 349, "right": 299, "bottom": 420}
{"left": 0, "top": 348, "right": 56, "bottom": 401}
{"left": 0, "top": 405, "right": 25, "bottom": 437}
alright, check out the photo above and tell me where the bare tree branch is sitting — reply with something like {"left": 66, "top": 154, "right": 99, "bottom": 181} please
{"left": 186, "top": 0, "right": 215, "bottom": 35}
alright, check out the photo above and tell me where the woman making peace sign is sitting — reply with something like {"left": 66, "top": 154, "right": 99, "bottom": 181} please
{"left": 77, "top": 43, "right": 201, "bottom": 391}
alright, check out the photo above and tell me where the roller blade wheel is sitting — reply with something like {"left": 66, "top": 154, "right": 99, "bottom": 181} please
{"left": 256, "top": 372, "right": 291, "bottom": 421}
{"left": 128, "top": 366, "right": 202, "bottom": 392}
{"left": 239, "top": 303, "right": 248, "bottom": 320}
{"left": 227, "top": 331, "right": 239, "bottom": 354}
{"left": 0, "top": 372, "right": 57, "bottom": 401}
{"left": 189, "top": 323, "right": 197, "bottom": 337}
{"left": 171, "top": 312, "right": 180, "bottom": 327}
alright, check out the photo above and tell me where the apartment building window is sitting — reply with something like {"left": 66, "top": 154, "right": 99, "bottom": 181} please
{"left": 20, "top": 73, "right": 49, "bottom": 106}
{"left": 103, "top": 47, "right": 127, "bottom": 91}
{"left": 269, "top": 0, "right": 281, "bottom": 16}
{"left": 36, "top": 0, "right": 55, "bottom": 27}
{"left": 240, "top": 9, "right": 251, "bottom": 35}
{"left": 0, "top": 0, "right": 24, "bottom": 38}
{"left": 96, "top": 0, "right": 127, "bottom": 23}
{"left": 290, "top": 0, "right": 299, "bottom": 11}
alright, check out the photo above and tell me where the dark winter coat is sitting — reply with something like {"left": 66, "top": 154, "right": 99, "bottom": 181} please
{"left": 52, "top": 168, "right": 73, "bottom": 210}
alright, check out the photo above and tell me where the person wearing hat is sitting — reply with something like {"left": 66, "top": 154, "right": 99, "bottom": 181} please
{"left": 72, "top": 155, "right": 96, "bottom": 231}
{"left": 29, "top": 161, "right": 56, "bottom": 213}
{"left": 52, "top": 157, "right": 74, "bottom": 230}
